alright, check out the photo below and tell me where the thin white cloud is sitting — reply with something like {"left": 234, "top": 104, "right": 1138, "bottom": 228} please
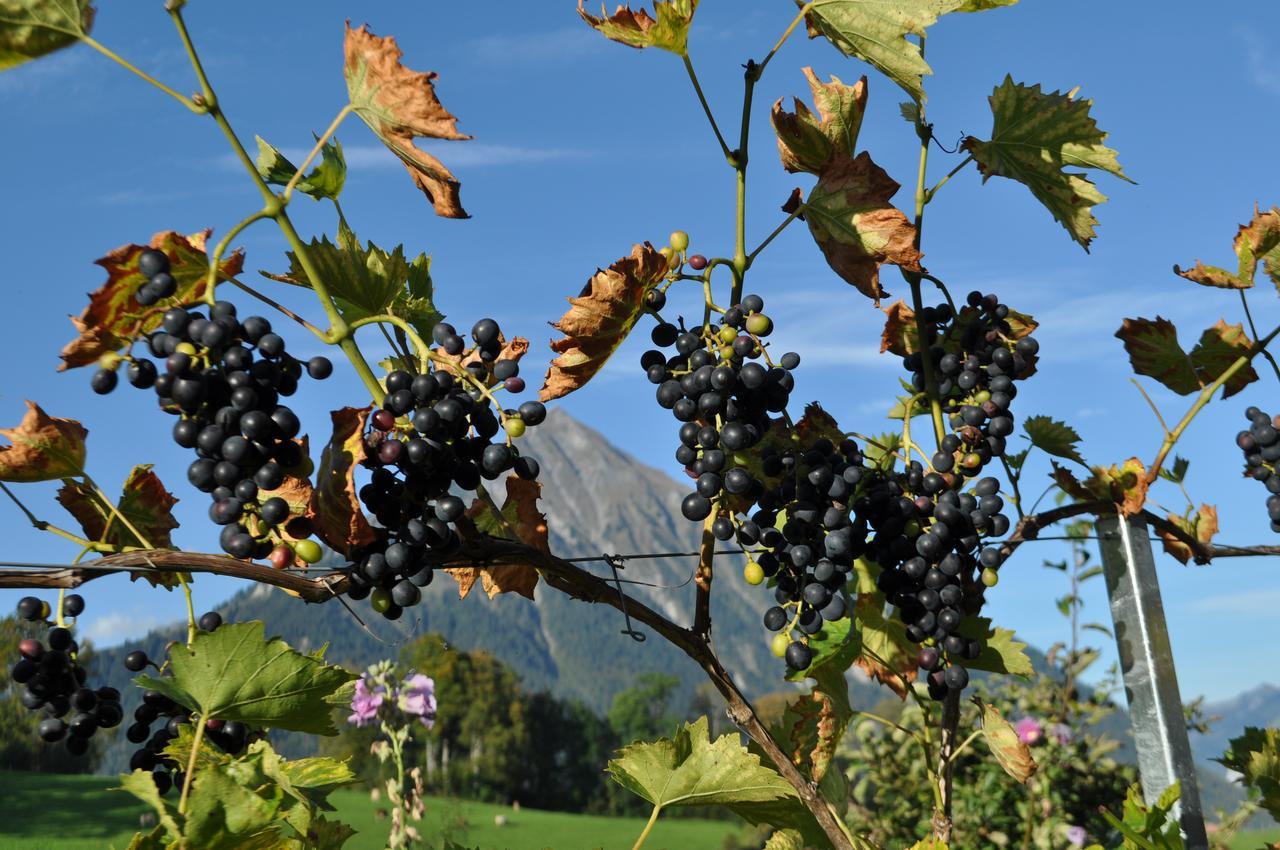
{"left": 0, "top": 49, "right": 87, "bottom": 96}
{"left": 81, "top": 611, "right": 162, "bottom": 647}
{"left": 226, "top": 142, "right": 587, "bottom": 173}
{"left": 1189, "top": 588, "right": 1280, "bottom": 614}
{"left": 462, "top": 27, "right": 603, "bottom": 64}
{"left": 1243, "top": 30, "right": 1280, "bottom": 97}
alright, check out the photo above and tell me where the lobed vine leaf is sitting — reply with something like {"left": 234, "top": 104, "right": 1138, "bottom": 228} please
{"left": 446, "top": 476, "right": 548, "bottom": 600}
{"left": 343, "top": 23, "right": 471, "bottom": 219}
{"left": 255, "top": 134, "right": 347, "bottom": 202}
{"left": 0, "top": 401, "right": 87, "bottom": 482}
{"left": 1022, "top": 415, "right": 1085, "bottom": 465}
{"left": 952, "top": 0, "right": 1017, "bottom": 8}
{"left": 1175, "top": 205, "right": 1280, "bottom": 290}
{"left": 434, "top": 334, "right": 529, "bottom": 388}
{"left": 134, "top": 620, "right": 357, "bottom": 736}
{"left": 1157, "top": 503, "right": 1219, "bottom": 565}
{"left": 1218, "top": 727, "right": 1280, "bottom": 820}
{"left": 957, "top": 615, "right": 1033, "bottom": 677}
{"left": 1157, "top": 455, "right": 1189, "bottom": 484}
{"left": 879, "top": 300, "right": 918, "bottom": 356}
{"left": 803, "top": 152, "right": 923, "bottom": 303}
{"left": 798, "top": 0, "right": 953, "bottom": 104}
{"left": 540, "top": 242, "right": 670, "bottom": 401}
{"left": 782, "top": 619, "right": 857, "bottom": 782}
{"left": 0, "top": 0, "right": 94, "bottom": 71}
{"left": 311, "top": 407, "right": 377, "bottom": 555}
{"left": 1116, "top": 316, "right": 1258, "bottom": 398}
{"left": 57, "top": 464, "right": 179, "bottom": 549}
{"left": 1051, "top": 458, "right": 1150, "bottom": 516}
{"left": 117, "top": 769, "right": 181, "bottom": 839}
{"left": 963, "top": 77, "right": 1131, "bottom": 250}
{"left": 771, "top": 68, "right": 867, "bottom": 176}
{"left": 852, "top": 593, "right": 916, "bottom": 697}
{"left": 263, "top": 221, "right": 440, "bottom": 342}
{"left": 577, "top": 0, "right": 698, "bottom": 55}
{"left": 59, "top": 230, "right": 245, "bottom": 371}
{"left": 974, "top": 696, "right": 1038, "bottom": 783}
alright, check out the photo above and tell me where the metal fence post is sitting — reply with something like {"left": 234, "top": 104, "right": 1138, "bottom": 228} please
{"left": 1095, "top": 514, "right": 1208, "bottom": 848}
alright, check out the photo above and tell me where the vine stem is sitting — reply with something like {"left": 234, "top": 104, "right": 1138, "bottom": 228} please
{"left": 758, "top": 2, "right": 814, "bottom": 74}
{"left": 747, "top": 206, "right": 805, "bottom": 263}
{"left": 924, "top": 155, "right": 973, "bottom": 203}
{"left": 631, "top": 805, "right": 662, "bottom": 850}
{"left": 1145, "top": 319, "right": 1280, "bottom": 483}
{"left": 1238, "top": 289, "right": 1280, "bottom": 384}
{"left": 225, "top": 276, "right": 326, "bottom": 338}
{"left": 81, "top": 36, "right": 201, "bottom": 112}
{"left": 204, "top": 209, "right": 272, "bottom": 304}
{"left": 729, "top": 60, "right": 760, "bottom": 306}
{"left": 177, "top": 714, "right": 206, "bottom": 818}
{"left": 682, "top": 55, "right": 731, "bottom": 160}
{"left": 282, "top": 104, "right": 354, "bottom": 202}
{"left": 693, "top": 514, "right": 715, "bottom": 638}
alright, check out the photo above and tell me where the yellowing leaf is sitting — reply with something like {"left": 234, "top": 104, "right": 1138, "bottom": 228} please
{"left": 771, "top": 68, "right": 867, "bottom": 175}
{"left": 963, "top": 77, "right": 1130, "bottom": 250}
{"left": 1057, "top": 457, "right": 1150, "bottom": 516}
{"left": 0, "top": 0, "right": 94, "bottom": 71}
{"left": 975, "top": 696, "right": 1038, "bottom": 783}
{"left": 852, "top": 594, "right": 916, "bottom": 698}
{"left": 446, "top": 476, "right": 548, "bottom": 600}
{"left": 879, "top": 300, "right": 918, "bottom": 356}
{"left": 135, "top": 621, "right": 357, "bottom": 736}
{"left": 540, "top": 242, "right": 669, "bottom": 401}
{"left": 434, "top": 334, "right": 528, "bottom": 389}
{"left": 799, "top": 0, "right": 954, "bottom": 104}
{"left": 343, "top": 23, "right": 471, "bottom": 218}
{"left": 1188, "top": 319, "right": 1258, "bottom": 399}
{"left": 57, "top": 464, "right": 178, "bottom": 549}
{"left": 59, "top": 230, "right": 245, "bottom": 371}
{"left": 311, "top": 407, "right": 376, "bottom": 555}
{"left": 1176, "top": 206, "right": 1280, "bottom": 290}
{"left": 804, "top": 152, "right": 922, "bottom": 303}
{"left": 577, "top": 0, "right": 698, "bottom": 54}
{"left": 0, "top": 401, "right": 87, "bottom": 482}
{"left": 1158, "top": 503, "right": 1218, "bottom": 565}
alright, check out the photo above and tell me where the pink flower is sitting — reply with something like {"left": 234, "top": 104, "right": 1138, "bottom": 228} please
{"left": 397, "top": 673, "right": 437, "bottom": 728}
{"left": 347, "top": 676, "right": 386, "bottom": 727}
{"left": 1066, "top": 825, "right": 1087, "bottom": 846}
{"left": 1051, "top": 722, "right": 1073, "bottom": 745}
{"left": 1014, "top": 716, "right": 1043, "bottom": 745}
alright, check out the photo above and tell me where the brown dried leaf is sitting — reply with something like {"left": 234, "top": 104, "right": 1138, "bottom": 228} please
{"left": 311, "top": 408, "right": 376, "bottom": 555}
{"left": 879, "top": 300, "right": 918, "bottom": 356}
{"left": 576, "top": 0, "right": 698, "bottom": 54}
{"left": 1175, "top": 205, "right": 1280, "bottom": 290}
{"left": 434, "top": 335, "right": 529, "bottom": 388}
{"left": 852, "top": 594, "right": 916, "bottom": 698}
{"left": 0, "top": 401, "right": 88, "bottom": 482}
{"left": 1050, "top": 462, "right": 1094, "bottom": 503}
{"left": 1158, "top": 503, "right": 1219, "bottom": 565}
{"left": 804, "top": 153, "right": 922, "bottom": 303}
{"left": 58, "top": 230, "right": 244, "bottom": 371}
{"left": 344, "top": 23, "right": 471, "bottom": 219}
{"left": 975, "top": 696, "right": 1038, "bottom": 783}
{"left": 540, "top": 242, "right": 670, "bottom": 401}
{"left": 272, "top": 437, "right": 316, "bottom": 568}
{"left": 446, "top": 477, "right": 547, "bottom": 600}
{"left": 771, "top": 68, "right": 868, "bottom": 175}
{"left": 1188, "top": 319, "right": 1258, "bottom": 399}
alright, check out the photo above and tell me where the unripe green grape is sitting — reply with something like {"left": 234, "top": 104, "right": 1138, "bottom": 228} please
{"left": 743, "top": 560, "right": 764, "bottom": 585}
{"left": 175, "top": 342, "right": 198, "bottom": 357}
{"left": 718, "top": 326, "right": 737, "bottom": 344}
{"left": 293, "top": 539, "right": 322, "bottom": 564}
{"left": 669, "top": 230, "right": 689, "bottom": 252}
{"left": 745, "top": 313, "right": 773, "bottom": 336}
{"left": 659, "top": 246, "right": 677, "bottom": 267}
{"left": 770, "top": 632, "right": 790, "bottom": 657}
{"left": 981, "top": 567, "right": 999, "bottom": 587}
{"left": 504, "top": 417, "right": 527, "bottom": 439}
{"left": 370, "top": 588, "right": 391, "bottom": 613}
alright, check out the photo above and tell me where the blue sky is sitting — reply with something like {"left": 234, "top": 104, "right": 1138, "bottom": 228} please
{"left": 1, "top": 1, "right": 1278, "bottom": 703}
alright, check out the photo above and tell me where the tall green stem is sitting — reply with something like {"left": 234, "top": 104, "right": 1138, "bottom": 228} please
{"left": 81, "top": 36, "right": 200, "bottom": 112}
{"left": 682, "top": 55, "right": 731, "bottom": 160}
{"left": 631, "top": 804, "right": 662, "bottom": 850}
{"left": 729, "top": 61, "right": 760, "bottom": 306}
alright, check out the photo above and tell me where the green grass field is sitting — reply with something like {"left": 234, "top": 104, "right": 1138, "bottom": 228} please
{"left": 1229, "top": 827, "right": 1280, "bottom": 849}
{"left": 0, "top": 772, "right": 743, "bottom": 850}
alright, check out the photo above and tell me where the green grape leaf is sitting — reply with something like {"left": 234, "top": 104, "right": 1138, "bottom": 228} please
{"left": 952, "top": 0, "right": 1017, "bottom": 9}
{"left": 957, "top": 616, "right": 1033, "bottom": 677}
{"left": 804, "top": 152, "right": 923, "bottom": 302}
{"left": 1004, "top": 448, "right": 1029, "bottom": 473}
{"left": 1114, "top": 316, "right": 1199, "bottom": 395}
{"left": 1187, "top": 319, "right": 1258, "bottom": 399}
{"left": 311, "top": 406, "right": 376, "bottom": 556}
{"left": 1157, "top": 455, "right": 1189, "bottom": 484}
{"left": 343, "top": 23, "right": 471, "bottom": 218}
{"left": 974, "top": 696, "right": 1037, "bottom": 783}
{"left": 255, "top": 135, "right": 347, "bottom": 202}
{"left": 60, "top": 230, "right": 246, "bottom": 370}
{"left": 863, "top": 431, "right": 903, "bottom": 473}
{"left": 799, "top": 0, "right": 957, "bottom": 104}
{"left": 540, "top": 242, "right": 670, "bottom": 401}
{"left": 446, "top": 476, "right": 547, "bottom": 601}
{"left": 607, "top": 716, "right": 806, "bottom": 827}
{"left": 852, "top": 594, "right": 916, "bottom": 697}
{"left": 771, "top": 67, "right": 867, "bottom": 175}
{"left": 117, "top": 769, "right": 181, "bottom": 839}
{"left": 1157, "top": 503, "right": 1219, "bottom": 565}
{"left": 1176, "top": 206, "right": 1280, "bottom": 290}
{"left": 577, "top": 0, "right": 698, "bottom": 54}
{"left": 263, "top": 221, "right": 441, "bottom": 342}
{"left": 1022, "top": 415, "right": 1085, "bottom": 465}
{"left": 898, "top": 102, "right": 919, "bottom": 125}
{"left": 1218, "top": 727, "right": 1280, "bottom": 820}
{"left": 963, "top": 77, "right": 1131, "bottom": 250}
{"left": 183, "top": 759, "right": 285, "bottom": 850}
{"left": 0, "top": 0, "right": 94, "bottom": 71}
{"left": 134, "top": 621, "right": 357, "bottom": 735}
{"left": 0, "top": 401, "right": 87, "bottom": 482}
{"left": 123, "top": 826, "right": 169, "bottom": 850}
{"left": 782, "top": 620, "right": 856, "bottom": 782}
{"left": 1100, "top": 782, "right": 1184, "bottom": 849}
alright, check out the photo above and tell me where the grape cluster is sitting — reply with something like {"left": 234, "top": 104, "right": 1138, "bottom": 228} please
{"left": 11, "top": 594, "right": 122, "bottom": 757}
{"left": 639, "top": 294, "right": 797, "bottom": 522}
{"left": 123, "top": 612, "right": 249, "bottom": 794}
{"left": 1236, "top": 407, "right": 1280, "bottom": 531}
{"left": 751, "top": 436, "right": 867, "bottom": 671}
{"left": 903, "top": 291, "right": 1039, "bottom": 478}
{"left": 133, "top": 247, "right": 180, "bottom": 307}
{"left": 347, "top": 319, "right": 546, "bottom": 620}
{"left": 92, "top": 280, "right": 332, "bottom": 562}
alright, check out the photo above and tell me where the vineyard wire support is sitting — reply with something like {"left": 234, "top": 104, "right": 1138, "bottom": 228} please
{"left": 604, "top": 554, "right": 646, "bottom": 642}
